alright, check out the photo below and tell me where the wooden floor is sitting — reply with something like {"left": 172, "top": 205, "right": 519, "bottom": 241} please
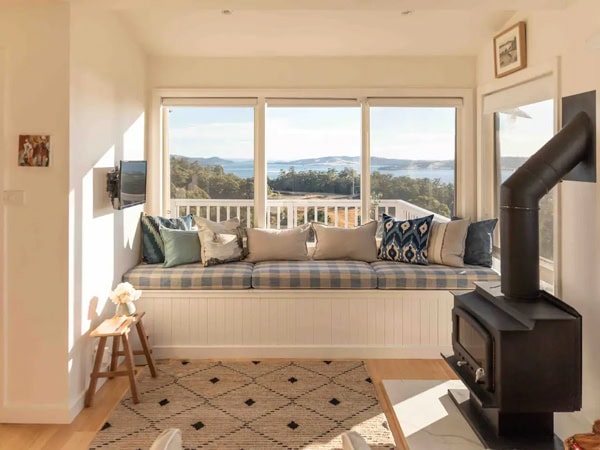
{"left": 0, "top": 359, "right": 456, "bottom": 450}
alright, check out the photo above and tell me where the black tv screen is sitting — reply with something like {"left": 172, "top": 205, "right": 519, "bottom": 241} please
{"left": 119, "top": 160, "right": 147, "bottom": 209}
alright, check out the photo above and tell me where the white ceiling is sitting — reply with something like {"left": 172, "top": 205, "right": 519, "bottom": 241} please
{"left": 83, "top": 0, "right": 571, "bottom": 57}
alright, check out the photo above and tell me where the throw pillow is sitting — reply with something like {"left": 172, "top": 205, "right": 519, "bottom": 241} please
{"left": 427, "top": 219, "right": 470, "bottom": 267}
{"left": 141, "top": 214, "right": 194, "bottom": 264}
{"left": 245, "top": 224, "right": 311, "bottom": 262}
{"left": 312, "top": 221, "right": 378, "bottom": 262}
{"left": 378, "top": 213, "right": 434, "bottom": 265}
{"left": 160, "top": 228, "right": 201, "bottom": 268}
{"left": 341, "top": 431, "right": 372, "bottom": 450}
{"left": 195, "top": 217, "right": 246, "bottom": 267}
{"left": 463, "top": 218, "right": 498, "bottom": 267}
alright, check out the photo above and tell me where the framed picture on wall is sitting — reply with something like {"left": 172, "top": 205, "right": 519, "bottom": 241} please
{"left": 494, "top": 21, "right": 527, "bottom": 78}
{"left": 18, "top": 135, "right": 51, "bottom": 167}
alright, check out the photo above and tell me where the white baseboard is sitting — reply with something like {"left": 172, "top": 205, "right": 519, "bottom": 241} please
{"left": 68, "top": 389, "right": 88, "bottom": 423}
{"left": 0, "top": 402, "right": 73, "bottom": 424}
{"left": 153, "top": 345, "right": 453, "bottom": 360}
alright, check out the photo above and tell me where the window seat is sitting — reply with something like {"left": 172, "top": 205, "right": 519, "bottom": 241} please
{"left": 123, "top": 260, "right": 498, "bottom": 360}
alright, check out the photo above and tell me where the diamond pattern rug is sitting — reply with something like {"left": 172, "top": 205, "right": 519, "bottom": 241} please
{"left": 89, "top": 360, "right": 395, "bottom": 450}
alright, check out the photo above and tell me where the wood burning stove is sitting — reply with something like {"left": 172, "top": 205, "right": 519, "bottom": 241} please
{"left": 444, "top": 111, "right": 593, "bottom": 449}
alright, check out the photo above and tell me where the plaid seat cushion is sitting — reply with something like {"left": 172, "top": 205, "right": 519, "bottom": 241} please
{"left": 371, "top": 261, "right": 500, "bottom": 290}
{"left": 123, "top": 262, "right": 254, "bottom": 290}
{"left": 252, "top": 261, "right": 377, "bottom": 289}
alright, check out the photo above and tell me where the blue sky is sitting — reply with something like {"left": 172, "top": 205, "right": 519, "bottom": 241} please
{"left": 168, "top": 101, "right": 553, "bottom": 161}
{"left": 497, "top": 99, "right": 554, "bottom": 158}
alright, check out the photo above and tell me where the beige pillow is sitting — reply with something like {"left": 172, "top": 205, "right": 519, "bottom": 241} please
{"left": 245, "top": 224, "right": 311, "bottom": 262}
{"left": 427, "top": 219, "right": 470, "bottom": 267}
{"left": 313, "top": 221, "right": 378, "bottom": 262}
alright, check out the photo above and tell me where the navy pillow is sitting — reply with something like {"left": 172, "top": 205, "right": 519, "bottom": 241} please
{"left": 378, "top": 213, "right": 434, "bottom": 265}
{"left": 455, "top": 217, "right": 498, "bottom": 267}
{"left": 141, "top": 214, "right": 194, "bottom": 263}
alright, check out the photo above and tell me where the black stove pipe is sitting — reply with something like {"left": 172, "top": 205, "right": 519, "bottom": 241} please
{"left": 501, "top": 111, "right": 593, "bottom": 300}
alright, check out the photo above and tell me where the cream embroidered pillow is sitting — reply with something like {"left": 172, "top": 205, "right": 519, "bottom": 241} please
{"left": 195, "top": 217, "right": 246, "bottom": 267}
{"left": 427, "top": 219, "right": 470, "bottom": 267}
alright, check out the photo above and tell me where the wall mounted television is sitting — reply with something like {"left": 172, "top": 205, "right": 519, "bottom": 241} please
{"left": 107, "top": 160, "right": 147, "bottom": 210}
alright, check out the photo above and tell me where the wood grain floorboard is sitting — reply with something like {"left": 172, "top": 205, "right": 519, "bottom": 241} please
{"left": 0, "top": 359, "right": 455, "bottom": 450}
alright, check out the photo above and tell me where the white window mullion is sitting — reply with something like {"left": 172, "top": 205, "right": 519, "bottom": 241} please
{"left": 360, "top": 99, "right": 371, "bottom": 222}
{"left": 162, "top": 106, "right": 171, "bottom": 216}
{"left": 254, "top": 98, "right": 266, "bottom": 228}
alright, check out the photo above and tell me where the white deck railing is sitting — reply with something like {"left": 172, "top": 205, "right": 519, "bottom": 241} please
{"left": 170, "top": 198, "right": 447, "bottom": 227}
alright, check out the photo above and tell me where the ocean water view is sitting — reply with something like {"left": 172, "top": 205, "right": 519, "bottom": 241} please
{"left": 208, "top": 160, "right": 515, "bottom": 185}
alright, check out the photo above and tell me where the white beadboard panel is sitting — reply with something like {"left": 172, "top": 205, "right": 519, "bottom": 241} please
{"left": 331, "top": 298, "right": 349, "bottom": 345}
{"left": 135, "top": 289, "right": 462, "bottom": 358}
{"left": 368, "top": 297, "right": 386, "bottom": 346}
{"left": 314, "top": 298, "right": 332, "bottom": 345}
{"left": 171, "top": 298, "right": 190, "bottom": 346}
{"left": 189, "top": 297, "right": 208, "bottom": 345}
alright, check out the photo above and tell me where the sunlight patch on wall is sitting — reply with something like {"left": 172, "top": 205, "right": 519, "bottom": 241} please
{"left": 123, "top": 112, "right": 145, "bottom": 160}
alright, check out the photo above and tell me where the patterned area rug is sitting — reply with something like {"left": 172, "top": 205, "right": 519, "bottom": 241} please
{"left": 90, "top": 360, "right": 395, "bottom": 450}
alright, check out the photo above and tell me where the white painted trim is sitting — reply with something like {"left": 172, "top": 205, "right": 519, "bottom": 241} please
{"left": 68, "top": 389, "right": 87, "bottom": 422}
{"left": 255, "top": 99, "right": 266, "bottom": 227}
{"left": 367, "top": 97, "right": 464, "bottom": 107}
{"left": 147, "top": 93, "right": 163, "bottom": 215}
{"left": 161, "top": 105, "right": 170, "bottom": 215}
{"left": 456, "top": 89, "right": 475, "bottom": 218}
{"left": 361, "top": 99, "right": 371, "bottom": 220}
{"left": 153, "top": 87, "right": 472, "bottom": 101}
{"left": 153, "top": 345, "right": 453, "bottom": 360}
{"left": 0, "top": 48, "right": 6, "bottom": 414}
{"left": 163, "top": 98, "right": 258, "bottom": 107}
{"left": 0, "top": 403, "right": 72, "bottom": 424}
{"left": 266, "top": 98, "right": 359, "bottom": 107}
{"left": 478, "top": 61, "right": 558, "bottom": 100}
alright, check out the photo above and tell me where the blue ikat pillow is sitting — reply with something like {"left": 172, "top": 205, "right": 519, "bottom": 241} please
{"left": 377, "top": 213, "right": 434, "bottom": 265}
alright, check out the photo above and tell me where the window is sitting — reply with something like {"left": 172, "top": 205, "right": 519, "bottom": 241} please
{"left": 370, "top": 107, "right": 456, "bottom": 219}
{"left": 495, "top": 99, "right": 555, "bottom": 263}
{"left": 167, "top": 106, "right": 255, "bottom": 225}
{"left": 265, "top": 105, "right": 361, "bottom": 228}
{"left": 158, "top": 93, "right": 469, "bottom": 233}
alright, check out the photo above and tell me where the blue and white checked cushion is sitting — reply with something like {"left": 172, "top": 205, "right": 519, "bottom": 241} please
{"left": 123, "top": 261, "right": 253, "bottom": 290}
{"left": 378, "top": 213, "right": 433, "bottom": 265}
{"left": 141, "top": 214, "right": 195, "bottom": 264}
{"left": 371, "top": 261, "right": 500, "bottom": 290}
{"left": 252, "top": 261, "right": 377, "bottom": 289}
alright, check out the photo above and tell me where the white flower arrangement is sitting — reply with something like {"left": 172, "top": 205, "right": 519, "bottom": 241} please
{"left": 109, "top": 282, "right": 142, "bottom": 305}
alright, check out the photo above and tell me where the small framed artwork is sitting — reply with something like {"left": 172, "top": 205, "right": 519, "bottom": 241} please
{"left": 494, "top": 21, "right": 527, "bottom": 78}
{"left": 18, "top": 135, "right": 51, "bottom": 167}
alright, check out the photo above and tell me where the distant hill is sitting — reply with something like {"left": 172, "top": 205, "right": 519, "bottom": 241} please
{"left": 172, "top": 155, "right": 234, "bottom": 165}
{"left": 173, "top": 154, "right": 528, "bottom": 170}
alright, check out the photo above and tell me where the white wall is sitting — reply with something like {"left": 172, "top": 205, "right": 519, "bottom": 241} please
{"left": 149, "top": 55, "right": 476, "bottom": 89}
{"left": 476, "top": 0, "right": 600, "bottom": 425}
{"left": 0, "top": 4, "right": 71, "bottom": 423}
{"left": 68, "top": 3, "right": 147, "bottom": 420}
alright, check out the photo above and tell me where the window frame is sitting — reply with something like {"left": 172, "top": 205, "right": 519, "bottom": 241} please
{"left": 150, "top": 88, "right": 474, "bottom": 228}
{"left": 477, "top": 60, "right": 561, "bottom": 292}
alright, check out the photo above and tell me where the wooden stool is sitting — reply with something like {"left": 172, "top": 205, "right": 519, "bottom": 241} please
{"left": 85, "top": 311, "right": 156, "bottom": 407}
